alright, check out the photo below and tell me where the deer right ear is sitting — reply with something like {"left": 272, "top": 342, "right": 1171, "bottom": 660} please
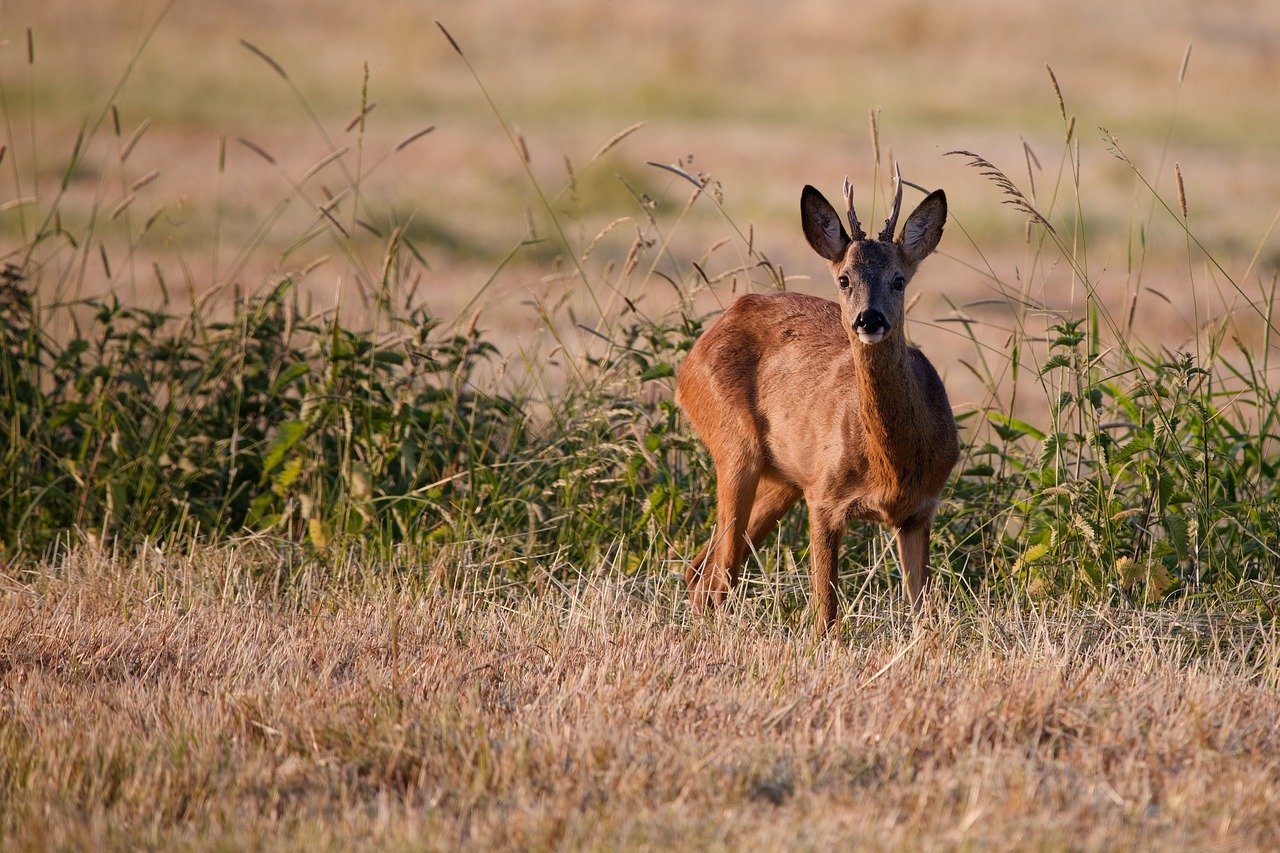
{"left": 801, "top": 185, "right": 850, "bottom": 262}
{"left": 899, "top": 189, "right": 947, "bottom": 266}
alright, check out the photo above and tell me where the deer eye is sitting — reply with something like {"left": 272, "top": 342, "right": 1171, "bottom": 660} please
{"left": 892, "top": 274, "right": 906, "bottom": 291}
{"left": 837, "top": 274, "right": 851, "bottom": 290}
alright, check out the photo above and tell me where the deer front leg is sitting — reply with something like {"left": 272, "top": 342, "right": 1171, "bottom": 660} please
{"left": 806, "top": 502, "right": 846, "bottom": 635}
{"left": 895, "top": 513, "right": 934, "bottom": 610}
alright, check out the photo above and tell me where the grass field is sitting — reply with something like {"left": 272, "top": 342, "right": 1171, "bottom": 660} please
{"left": 4, "top": 0, "right": 1280, "bottom": 848}
{"left": 5, "top": 546, "right": 1280, "bottom": 849}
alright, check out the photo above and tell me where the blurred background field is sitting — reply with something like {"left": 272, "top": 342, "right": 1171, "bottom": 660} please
{"left": 7, "top": 0, "right": 1280, "bottom": 376}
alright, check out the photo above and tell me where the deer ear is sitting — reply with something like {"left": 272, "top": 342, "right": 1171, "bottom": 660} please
{"left": 801, "top": 185, "right": 850, "bottom": 262}
{"left": 899, "top": 189, "right": 946, "bottom": 265}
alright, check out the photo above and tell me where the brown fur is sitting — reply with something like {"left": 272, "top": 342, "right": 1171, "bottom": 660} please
{"left": 676, "top": 183, "right": 959, "bottom": 633}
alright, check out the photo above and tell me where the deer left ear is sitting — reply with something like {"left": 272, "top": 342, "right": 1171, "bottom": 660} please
{"left": 801, "top": 185, "right": 850, "bottom": 262}
{"left": 899, "top": 190, "right": 946, "bottom": 266}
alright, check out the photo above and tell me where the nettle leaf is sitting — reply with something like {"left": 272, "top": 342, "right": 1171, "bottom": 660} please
{"left": 46, "top": 402, "right": 89, "bottom": 430}
{"left": 117, "top": 372, "right": 148, "bottom": 393}
{"left": 269, "top": 362, "right": 310, "bottom": 396}
{"left": 1164, "top": 513, "right": 1190, "bottom": 559}
{"left": 262, "top": 420, "right": 308, "bottom": 478}
{"left": 1036, "top": 432, "right": 1067, "bottom": 470}
{"left": 1039, "top": 353, "right": 1073, "bottom": 375}
{"left": 1051, "top": 391, "right": 1073, "bottom": 417}
{"left": 1052, "top": 327, "right": 1086, "bottom": 348}
{"left": 1113, "top": 432, "right": 1151, "bottom": 463}
{"left": 1157, "top": 474, "right": 1175, "bottom": 513}
{"left": 55, "top": 338, "right": 90, "bottom": 369}
{"left": 1087, "top": 430, "right": 1113, "bottom": 464}
{"left": 640, "top": 362, "right": 675, "bottom": 381}
{"left": 245, "top": 492, "right": 279, "bottom": 529}
{"left": 1016, "top": 541, "right": 1051, "bottom": 569}
{"left": 273, "top": 457, "right": 304, "bottom": 493}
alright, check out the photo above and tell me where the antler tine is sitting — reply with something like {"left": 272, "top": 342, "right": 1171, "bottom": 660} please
{"left": 843, "top": 175, "right": 866, "bottom": 241}
{"left": 879, "top": 162, "right": 904, "bottom": 242}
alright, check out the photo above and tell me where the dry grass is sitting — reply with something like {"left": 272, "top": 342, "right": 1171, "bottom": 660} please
{"left": 3, "top": 545, "right": 1279, "bottom": 849}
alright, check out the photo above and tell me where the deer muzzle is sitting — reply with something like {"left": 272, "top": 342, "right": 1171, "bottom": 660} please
{"left": 852, "top": 309, "right": 889, "bottom": 344}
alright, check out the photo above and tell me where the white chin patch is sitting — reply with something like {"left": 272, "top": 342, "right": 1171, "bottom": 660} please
{"left": 857, "top": 330, "right": 886, "bottom": 345}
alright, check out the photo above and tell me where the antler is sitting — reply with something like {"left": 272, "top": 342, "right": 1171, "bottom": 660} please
{"left": 842, "top": 176, "right": 866, "bottom": 242}
{"left": 878, "top": 162, "right": 904, "bottom": 242}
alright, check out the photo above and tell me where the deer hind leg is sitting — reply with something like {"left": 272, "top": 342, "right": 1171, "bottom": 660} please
{"left": 687, "top": 449, "right": 763, "bottom": 611}
{"left": 895, "top": 512, "right": 935, "bottom": 610}
{"left": 744, "top": 476, "right": 802, "bottom": 552}
{"left": 686, "top": 475, "right": 800, "bottom": 589}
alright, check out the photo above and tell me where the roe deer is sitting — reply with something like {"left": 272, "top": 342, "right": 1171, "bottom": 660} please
{"left": 676, "top": 168, "right": 959, "bottom": 633}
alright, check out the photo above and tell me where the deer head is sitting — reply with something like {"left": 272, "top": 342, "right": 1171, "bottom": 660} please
{"left": 800, "top": 168, "right": 947, "bottom": 346}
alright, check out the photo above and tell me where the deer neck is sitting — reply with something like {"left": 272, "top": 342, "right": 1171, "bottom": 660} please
{"left": 848, "top": 331, "right": 927, "bottom": 478}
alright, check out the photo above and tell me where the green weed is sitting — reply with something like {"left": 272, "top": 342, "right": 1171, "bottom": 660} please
{"left": 2, "top": 20, "right": 1278, "bottom": 615}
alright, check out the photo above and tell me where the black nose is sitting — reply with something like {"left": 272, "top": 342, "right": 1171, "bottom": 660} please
{"left": 853, "top": 309, "right": 889, "bottom": 335}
